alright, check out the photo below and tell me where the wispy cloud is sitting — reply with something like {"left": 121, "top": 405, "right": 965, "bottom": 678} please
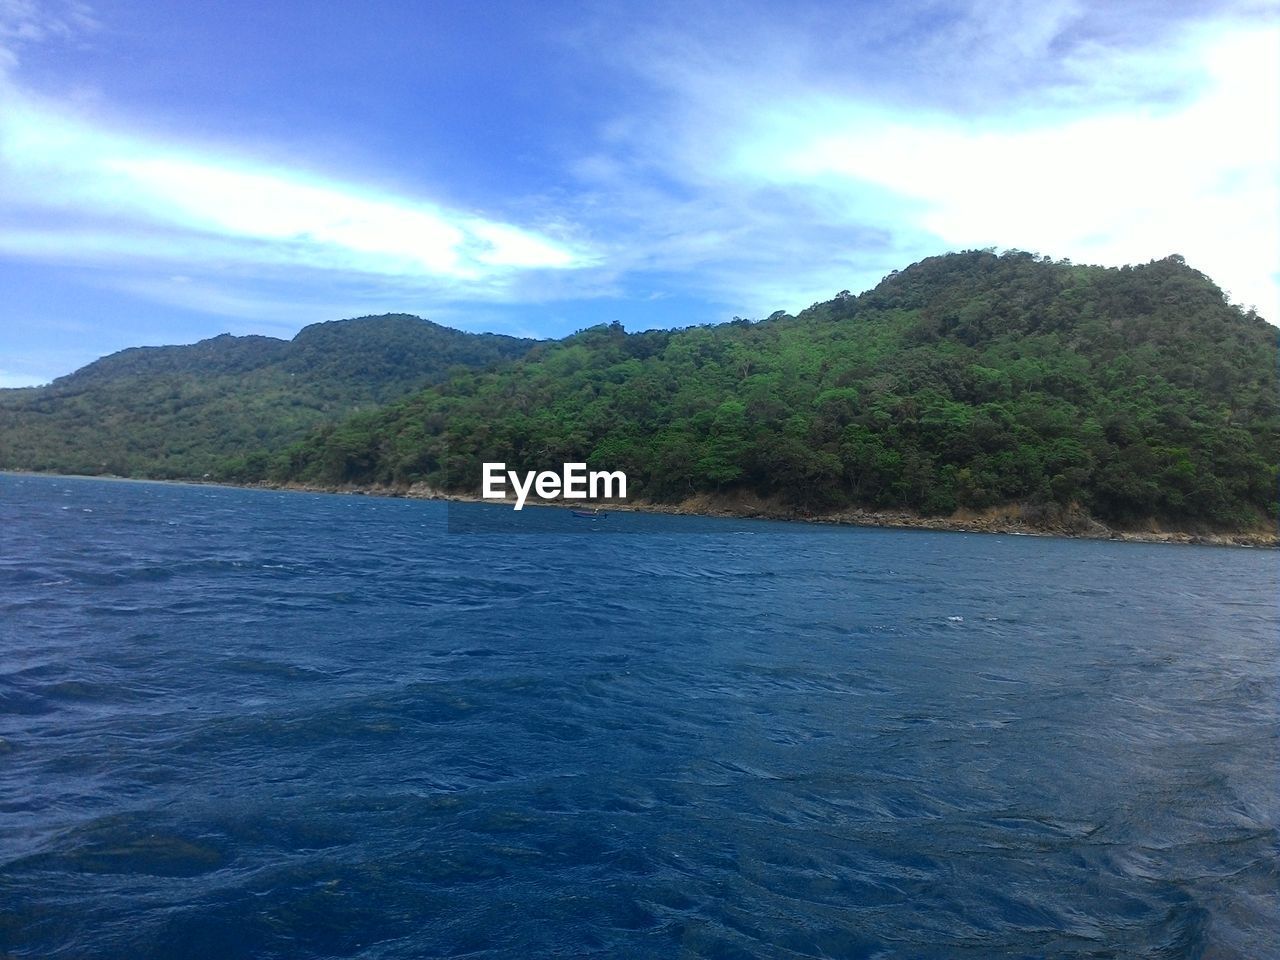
{"left": 0, "top": 0, "right": 96, "bottom": 49}
{"left": 0, "top": 98, "right": 595, "bottom": 290}
{"left": 567, "top": 0, "right": 1280, "bottom": 318}
{"left": 0, "top": 0, "right": 1275, "bottom": 351}
{"left": 731, "top": 27, "right": 1278, "bottom": 314}
{"left": 0, "top": 0, "right": 596, "bottom": 316}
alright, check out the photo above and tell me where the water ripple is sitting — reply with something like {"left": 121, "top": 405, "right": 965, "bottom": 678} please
{"left": 1, "top": 474, "right": 1276, "bottom": 959}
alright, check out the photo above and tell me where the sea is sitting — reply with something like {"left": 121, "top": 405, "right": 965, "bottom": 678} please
{"left": 1, "top": 473, "right": 1276, "bottom": 959}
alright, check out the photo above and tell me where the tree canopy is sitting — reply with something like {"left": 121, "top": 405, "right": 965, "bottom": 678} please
{"left": 0, "top": 315, "right": 537, "bottom": 478}
{"left": 246, "top": 253, "right": 1279, "bottom": 531}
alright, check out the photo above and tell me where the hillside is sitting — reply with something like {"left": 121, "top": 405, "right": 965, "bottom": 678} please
{"left": 0, "top": 315, "right": 537, "bottom": 478}
{"left": 253, "top": 252, "right": 1279, "bottom": 532}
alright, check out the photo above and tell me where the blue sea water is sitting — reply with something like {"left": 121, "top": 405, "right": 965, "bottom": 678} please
{"left": 1, "top": 473, "right": 1277, "bottom": 959}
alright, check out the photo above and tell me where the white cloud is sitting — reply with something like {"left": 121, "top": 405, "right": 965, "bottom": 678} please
{"left": 0, "top": 89, "right": 595, "bottom": 297}
{"left": 728, "top": 26, "right": 1278, "bottom": 316}
{"left": 0, "top": 0, "right": 1275, "bottom": 334}
{"left": 570, "top": 2, "right": 1279, "bottom": 319}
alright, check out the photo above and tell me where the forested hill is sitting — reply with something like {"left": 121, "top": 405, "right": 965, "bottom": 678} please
{"left": 0, "top": 315, "right": 537, "bottom": 478}
{"left": 255, "top": 252, "right": 1279, "bottom": 531}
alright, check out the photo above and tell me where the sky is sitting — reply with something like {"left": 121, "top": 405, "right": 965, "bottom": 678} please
{"left": 0, "top": 0, "right": 1276, "bottom": 386}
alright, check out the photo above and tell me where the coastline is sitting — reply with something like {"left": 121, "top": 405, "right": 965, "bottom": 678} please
{"left": 6, "top": 470, "right": 1274, "bottom": 547}
{"left": 247, "top": 477, "right": 1278, "bottom": 548}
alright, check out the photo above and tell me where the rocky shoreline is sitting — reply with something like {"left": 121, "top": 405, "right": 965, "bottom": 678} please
{"left": 7, "top": 470, "right": 1273, "bottom": 547}
{"left": 241, "top": 478, "right": 1278, "bottom": 548}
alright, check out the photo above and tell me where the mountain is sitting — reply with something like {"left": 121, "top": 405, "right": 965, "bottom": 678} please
{"left": 0, "top": 315, "right": 538, "bottom": 478}
{"left": 254, "top": 252, "right": 1279, "bottom": 532}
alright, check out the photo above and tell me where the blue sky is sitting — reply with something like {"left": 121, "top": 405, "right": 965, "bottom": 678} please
{"left": 0, "top": 0, "right": 1276, "bottom": 386}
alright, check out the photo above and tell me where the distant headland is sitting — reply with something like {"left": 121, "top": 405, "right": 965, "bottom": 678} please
{"left": 3, "top": 251, "right": 1276, "bottom": 546}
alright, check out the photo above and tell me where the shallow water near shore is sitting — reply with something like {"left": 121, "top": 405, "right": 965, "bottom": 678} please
{"left": 2, "top": 473, "right": 1277, "bottom": 958}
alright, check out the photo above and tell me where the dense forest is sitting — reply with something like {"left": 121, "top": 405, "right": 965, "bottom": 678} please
{"left": 245, "top": 252, "right": 1279, "bottom": 531}
{"left": 0, "top": 315, "right": 537, "bottom": 478}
